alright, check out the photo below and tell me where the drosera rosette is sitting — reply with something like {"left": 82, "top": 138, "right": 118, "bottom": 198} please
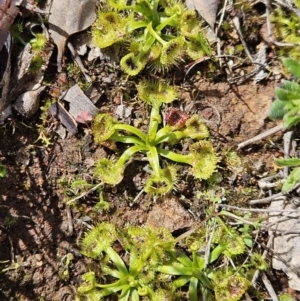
{"left": 91, "top": 0, "right": 211, "bottom": 75}
{"left": 157, "top": 241, "right": 214, "bottom": 301}
{"left": 76, "top": 222, "right": 176, "bottom": 301}
{"left": 92, "top": 80, "right": 218, "bottom": 194}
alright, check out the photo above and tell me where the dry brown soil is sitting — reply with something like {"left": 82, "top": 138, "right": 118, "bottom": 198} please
{"left": 0, "top": 71, "right": 283, "bottom": 300}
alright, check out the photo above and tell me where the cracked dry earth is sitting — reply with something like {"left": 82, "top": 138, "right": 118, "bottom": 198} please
{"left": 0, "top": 77, "right": 279, "bottom": 300}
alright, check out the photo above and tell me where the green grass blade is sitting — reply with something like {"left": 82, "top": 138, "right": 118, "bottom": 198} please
{"left": 106, "top": 247, "right": 129, "bottom": 277}
{"left": 189, "top": 277, "right": 198, "bottom": 301}
{"left": 158, "top": 264, "right": 192, "bottom": 276}
{"left": 275, "top": 158, "right": 300, "bottom": 167}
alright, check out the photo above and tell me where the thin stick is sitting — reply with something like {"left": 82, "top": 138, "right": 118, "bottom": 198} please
{"left": 216, "top": 0, "right": 228, "bottom": 69}
{"left": 36, "top": 13, "right": 50, "bottom": 40}
{"left": 264, "top": 228, "right": 300, "bottom": 235}
{"left": 66, "top": 182, "right": 102, "bottom": 205}
{"left": 217, "top": 203, "right": 298, "bottom": 213}
{"left": 204, "top": 219, "right": 216, "bottom": 268}
{"left": 245, "top": 293, "right": 253, "bottom": 301}
{"left": 248, "top": 194, "right": 286, "bottom": 205}
{"left": 232, "top": 16, "right": 254, "bottom": 63}
{"left": 265, "top": 215, "right": 300, "bottom": 230}
{"left": 262, "top": 272, "right": 279, "bottom": 301}
{"left": 130, "top": 189, "right": 145, "bottom": 205}
{"left": 67, "top": 42, "right": 92, "bottom": 83}
{"left": 265, "top": 0, "right": 272, "bottom": 41}
{"left": 257, "top": 179, "right": 284, "bottom": 190}
{"left": 251, "top": 236, "right": 273, "bottom": 287}
{"left": 237, "top": 124, "right": 284, "bottom": 150}
{"left": 283, "top": 131, "right": 293, "bottom": 178}
{"left": 174, "top": 217, "right": 210, "bottom": 243}
{"left": 65, "top": 206, "right": 73, "bottom": 237}
{"left": 261, "top": 242, "right": 300, "bottom": 277}
{"left": 216, "top": 0, "right": 228, "bottom": 34}
{"left": 8, "top": 235, "right": 15, "bottom": 264}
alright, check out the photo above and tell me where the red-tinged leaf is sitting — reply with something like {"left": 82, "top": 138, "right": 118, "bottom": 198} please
{"left": 76, "top": 110, "right": 93, "bottom": 124}
{"left": 165, "top": 108, "right": 189, "bottom": 129}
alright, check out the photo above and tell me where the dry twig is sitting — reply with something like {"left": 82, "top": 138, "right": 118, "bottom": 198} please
{"left": 217, "top": 203, "right": 299, "bottom": 213}
{"left": 283, "top": 130, "right": 293, "bottom": 178}
{"left": 67, "top": 42, "right": 92, "bottom": 83}
{"left": 66, "top": 182, "right": 102, "bottom": 205}
{"left": 248, "top": 193, "right": 286, "bottom": 205}
{"left": 262, "top": 272, "right": 279, "bottom": 301}
{"left": 237, "top": 124, "right": 283, "bottom": 149}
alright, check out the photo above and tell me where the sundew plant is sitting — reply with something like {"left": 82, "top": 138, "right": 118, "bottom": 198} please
{"left": 75, "top": 218, "right": 267, "bottom": 301}
{"left": 91, "top": 0, "right": 211, "bottom": 75}
{"left": 92, "top": 80, "right": 218, "bottom": 195}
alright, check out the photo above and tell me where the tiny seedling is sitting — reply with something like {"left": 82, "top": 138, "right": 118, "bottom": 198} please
{"left": 92, "top": 80, "right": 218, "bottom": 195}
{"left": 59, "top": 253, "right": 74, "bottom": 280}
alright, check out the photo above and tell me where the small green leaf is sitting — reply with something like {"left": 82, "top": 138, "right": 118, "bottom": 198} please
{"left": 283, "top": 57, "right": 300, "bottom": 78}
{"left": 199, "top": 273, "right": 213, "bottom": 289}
{"left": 172, "top": 275, "right": 191, "bottom": 288}
{"left": 127, "top": 20, "right": 148, "bottom": 32}
{"left": 189, "top": 141, "right": 218, "bottom": 180}
{"left": 282, "top": 167, "right": 300, "bottom": 192}
{"left": 276, "top": 82, "right": 300, "bottom": 101}
{"left": 92, "top": 113, "right": 117, "bottom": 144}
{"left": 0, "top": 164, "right": 7, "bottom": 178}
{"left": 284, "top": 115, "right": 300, "bottom": 128}
{"left": 130, "top": 289, "right": 140, "bottom": 301}
{"left": 119, "top": 286, "right": 131, "bottom": 301}
{"left": 176, "top": 253, "right": 193, "bottom": 266}
{"left": 269, "top": 99, "right": 288, "bottom": 119}
{"left": 275, "top": 158, "right": 300, "bottom": 167}
{"left": 243, "top": 237, "right": 253, "bottom": 248}
{"left": 106, "top": 247, "right": 129, "bottom": 277}
{"left": 194, "top": 255, "right": 205, "bottom": 270}
{"left": 291, "top": 98, "right": 300, "bottom": 106}
{"left": 189, "top": 277, "right": 198, "bottom": 301}
{"left": 209, "top": 244, "right": 225, "bottom": 263}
